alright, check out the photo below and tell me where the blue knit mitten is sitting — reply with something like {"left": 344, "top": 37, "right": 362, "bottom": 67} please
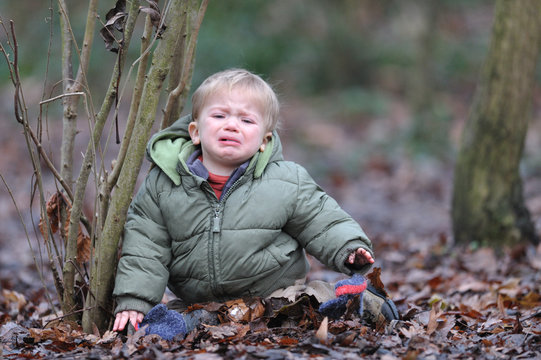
{"left": 141, "top": 304, "right": 187, "bottom": 340}
{"left": 318, "top": 274, "right": 367, "bottom": 319}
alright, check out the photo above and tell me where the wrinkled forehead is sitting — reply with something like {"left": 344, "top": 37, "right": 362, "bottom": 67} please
{"left": 203, "top": 84, "right": 268, "bottom": 117}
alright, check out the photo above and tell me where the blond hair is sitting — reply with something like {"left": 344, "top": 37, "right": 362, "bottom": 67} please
{"left": 191, "top": 68, "right": 280, "bottom": 131}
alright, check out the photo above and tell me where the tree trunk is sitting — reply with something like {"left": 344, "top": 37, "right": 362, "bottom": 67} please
{"left": 82, "top": 0, "right": 204, "bottom": 333}
{"left": 452, "top": 0, "right": 541, "bottom": 249}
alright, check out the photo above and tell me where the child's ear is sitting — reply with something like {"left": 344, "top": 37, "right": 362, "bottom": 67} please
{"left": 188, "top": 121, "right": 200, "bottom": 145}
{"left": 259, "top": 132, "right": 273, "bottom": 152}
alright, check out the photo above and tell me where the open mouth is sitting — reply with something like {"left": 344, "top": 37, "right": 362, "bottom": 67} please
{"left": 219, "top": 137, "right": 240, "bottom": 144}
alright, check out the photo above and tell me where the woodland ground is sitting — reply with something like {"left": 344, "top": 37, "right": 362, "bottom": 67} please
{"left": 1, "top": 95, "right": 540, "bottom": 359}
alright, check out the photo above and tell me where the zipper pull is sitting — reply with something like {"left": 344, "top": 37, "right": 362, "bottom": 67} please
{"left": 212, "top": 207, "right": 221, "bottom": 233}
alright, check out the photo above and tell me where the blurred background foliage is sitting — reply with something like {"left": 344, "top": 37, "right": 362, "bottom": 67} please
{"left": 0, "top": 0, "right": 504, "bottom": 177}
{"left": 3, "top": 0, "right": 541, "bottom": 248}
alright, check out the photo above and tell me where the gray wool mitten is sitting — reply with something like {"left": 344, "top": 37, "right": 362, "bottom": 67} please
{"left": 141, "top": 304, "right": 187, "bottom": 340}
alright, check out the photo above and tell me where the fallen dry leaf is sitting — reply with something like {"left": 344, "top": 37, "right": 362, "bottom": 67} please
{"left": 426, "top": 301, "right": 442, "bottom": 336}
{"left": 2, "top": 289, "right": 27, "bottom": 311}
{"left": 315, "top": 316, "right": 328, "bottom": 343}
{"left": 224, "top": 298, "right": 265, "bottom": 322}
{"left": 366, "top": 267, "right": 388, "bottom": 297}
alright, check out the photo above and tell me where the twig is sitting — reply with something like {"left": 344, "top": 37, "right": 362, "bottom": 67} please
{"left": 42, "top": 306, "right": 92, "bottom": 328}
{"left": 39, "top": 92, "right": 86, "bottom": 105}
{"left": 520, "top": 310, "right": 541, "bottom": 322}
{"left": 10, "top": 21, "right": 24, "bottom": 124}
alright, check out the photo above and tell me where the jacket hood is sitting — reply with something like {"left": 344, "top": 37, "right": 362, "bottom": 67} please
{"left": 146, "top": 114, "right": 284, "bottom": 185}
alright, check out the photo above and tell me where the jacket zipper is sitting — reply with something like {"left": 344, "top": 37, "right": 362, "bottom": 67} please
{"left": 212, "top": 205, "right": 221, "bottom": 233}
{"left": 209, "top": 204, "right": 220, "bottom": 297}
{"left": 208, "top": 178, "right": 244, "bottom": 298}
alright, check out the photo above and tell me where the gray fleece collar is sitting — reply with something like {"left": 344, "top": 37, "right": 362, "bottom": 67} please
{"left": 186, "top": 149, "right": 249, "bottom": 200}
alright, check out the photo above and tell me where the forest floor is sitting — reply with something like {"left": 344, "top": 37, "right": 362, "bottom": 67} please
{"left": 1, "top": 96, "right": 541, "bottom": 359}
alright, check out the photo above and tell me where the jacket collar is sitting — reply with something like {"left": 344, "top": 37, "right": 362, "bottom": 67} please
{"left": 186, "top": 149, "right": 250, "bottom": 200}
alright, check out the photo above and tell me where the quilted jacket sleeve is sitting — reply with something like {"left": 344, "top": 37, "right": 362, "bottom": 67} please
{"left": 113, "top": 168, "right": 172, "bottom": 315}
{"left": 284, "top": 164, "right": 373, "bottom": 275}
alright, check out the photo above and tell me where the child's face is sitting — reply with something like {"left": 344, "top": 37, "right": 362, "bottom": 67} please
{"left": 188, "top": 87, "right": 272, "bottom": 176}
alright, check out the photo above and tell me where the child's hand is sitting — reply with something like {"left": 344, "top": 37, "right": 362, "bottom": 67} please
{"left": 113, "top": 310, "right": 144, "bottom": 332}
{"left": 346, "top": 247, "right": 375, "bottom": 268}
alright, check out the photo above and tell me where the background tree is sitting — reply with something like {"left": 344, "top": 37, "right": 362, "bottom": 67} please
{"left": 452, "top": 0, "right": 541, "bottom": 249}
{"left": 2, "top": 0, "right": 207, "bottom": 334}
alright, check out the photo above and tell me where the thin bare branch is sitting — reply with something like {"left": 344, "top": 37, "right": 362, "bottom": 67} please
{"left": 40, "top": 92, "right": 86, "bottom": 105}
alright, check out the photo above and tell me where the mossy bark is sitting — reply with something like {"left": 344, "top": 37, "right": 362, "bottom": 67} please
{"left": 452, "top": 0, "right": 541, "bottom": 249}
{"left": 82, "top": 0, "right": 203, "bottom": 333}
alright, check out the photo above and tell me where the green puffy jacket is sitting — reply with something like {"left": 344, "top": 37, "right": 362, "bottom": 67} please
{"left": 113, "top": 115, "right": 373, "bottom": 315}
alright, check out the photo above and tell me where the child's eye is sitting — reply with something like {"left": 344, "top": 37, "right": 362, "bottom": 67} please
{"left": 212, "top": 114, "right": 225, "bottom": 119}
{"left": 242, "top": 118, "right": 254, "bottom": 124}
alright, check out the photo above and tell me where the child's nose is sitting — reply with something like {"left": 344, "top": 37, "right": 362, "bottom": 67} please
{"left": 224, "top": 116, "right": 240, "bottom": 131}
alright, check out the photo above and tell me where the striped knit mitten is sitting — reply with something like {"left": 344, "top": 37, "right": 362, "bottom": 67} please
{"left": 318, "top": 274, "right": 367, "bottom": 319}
